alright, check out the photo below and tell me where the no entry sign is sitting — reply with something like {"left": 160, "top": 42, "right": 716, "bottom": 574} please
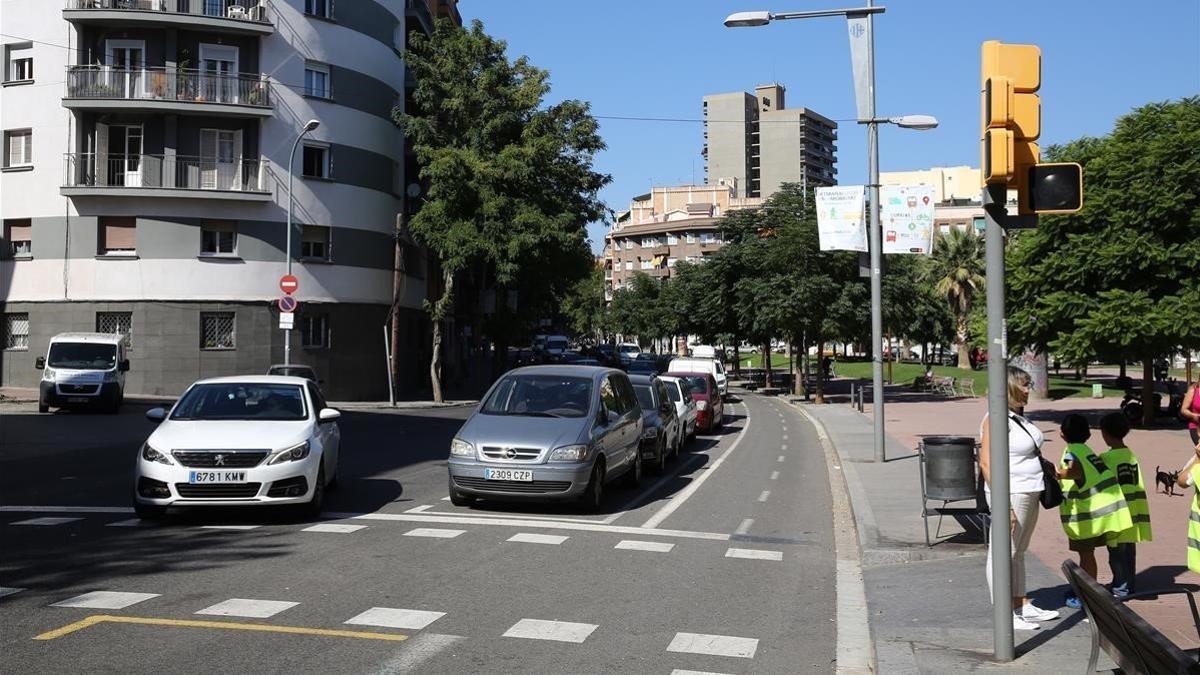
{"left": 279, "top": 274, "right": 299, "bottom": 294}
{"left": 278, "top": 296, "right": 298, "bottom": 313}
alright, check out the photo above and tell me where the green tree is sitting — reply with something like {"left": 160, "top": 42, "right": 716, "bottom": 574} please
{"left": 561, "top": 264, "right": 609, "bottom": 344}
{"left": 396, "top": 20, "right": 610, "bottom": 400}
{"left": 925, "top": 226, "right": 986, "bottom": 369}
{"left": 607, "top": 272, "right": 670, "bottom": 346}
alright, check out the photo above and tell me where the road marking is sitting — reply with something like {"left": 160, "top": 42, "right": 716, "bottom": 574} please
{"left": 33, "top": 614, "right": 408, "bottom": 642}
{"left": 303, "top": 523, "right": 367, "bottom": 534}
{"left": 777, "top": 455, "right": 785, "bottom": 462}
{"left": 757, "top": 490, "right": 770, "bottom": 503}
{"left": 667, "top": 632, "right": 759, "bottom": 658}
{"left": 726, "top": 548, "right": 783, "bottom": 561}
{"left": 671, "top": 670, "right": 732, "bottom": 675}
{"left": 336, "top": 512, "right": 734, "bottom": 542}
{"left": 507, "top": 532, "right": 568, "bottom": 545}
{"left": 439, "top": 496, "right": 451, "bottom": 501}
{"left": 0, "top": 587, "right": 26, "bottom": 599}
{"left": 640, "top": 402, "right": 752, "bottom": 529}
{"left": 52, "top": 591, "right": 160, "bottom": 610}
{"left": 503, "top": 618, "right": 597, "bottom": 643}
{"left": 614, "top": 539, "right": 675, "bottom": 552}
{"left": 770, "top": 471, "right": 780, "bottom": 480}
{"left": 11, "top": 517, "right": 82, "bottom": 526}
{"left": 106, "top": 519, "right": 152, "bottom": 527}
{"left": 403, "top": 527, "right": 465, "bottom": 539}
{"left": 405, "top": 505, "right": 434, "bottom": 514}
{"left": 0, "top": 506, "right": 131, "bottom": 514}
{"left": 345, "top": 607, "right": 445, "bottom": 630}
{"left": 196, "top": 598, "right": 298, "bottom": 619}
{"left": 734, "top": 518, "right": 754, "bottom": 535}
{"left": 373, "top": 633, "right": 464, "bottom": 674}
{"left": 419, "top": 508, "right": 614, "bottom": 527}
{"left": 612, "top": 453, "right": 708, "bottom": 522}
{"left": 782, "top": 434, "right": 788, "bottom": 441}
{"left": 200, "top": 525, "right": 260, "bottom": 531}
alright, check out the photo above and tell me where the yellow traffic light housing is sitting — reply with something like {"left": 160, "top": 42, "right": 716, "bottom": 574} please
{"left": 981, "top": 41, "right": 1041, "bottom": 188}
{"left": 982, "top": 129, "right": 1013, "bottom": 184}
{"left": 981, "top": 41, "right": 1041, "bottom": 93}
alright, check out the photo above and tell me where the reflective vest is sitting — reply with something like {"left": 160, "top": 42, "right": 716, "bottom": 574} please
{"left": 1059, "top": 442, "right": 1133, "bottom": 540}
{"left": 1190, "top": 465, "right": 1200, "bottom": 575}
{"left": 1100, "top": 446, "right": 1152, "bottom": 544}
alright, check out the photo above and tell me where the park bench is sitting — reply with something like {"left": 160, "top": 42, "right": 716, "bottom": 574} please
{"left": 932, "top": 376, "right": 957, "bottom": 397}
{"left": 1062, "top": 559, "right": 1200, "bottom": 674}
{"left": 956, "top": 378, "right": 977, "bottom": 397}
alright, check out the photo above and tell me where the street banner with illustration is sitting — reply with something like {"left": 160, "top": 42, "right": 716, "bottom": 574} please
{"left": 815, "top": 185, "right": 867, "bottom": 252}
{"left": 880, "top": 184, "right": 936, "bottom": 255}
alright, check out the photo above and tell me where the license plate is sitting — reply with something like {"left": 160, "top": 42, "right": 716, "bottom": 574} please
{"left": 484, "top": 468, "right": 533, "bottom": 482}
{"left": 67, "top": 397, "right": 89, "bottom": 403}
{"left": 188, "top": 471, "right": 247, "bottom": 484}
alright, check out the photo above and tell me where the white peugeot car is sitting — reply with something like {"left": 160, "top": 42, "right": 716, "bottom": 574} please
{"left": 133, "top": 376, "right": 341, "bottom": 519}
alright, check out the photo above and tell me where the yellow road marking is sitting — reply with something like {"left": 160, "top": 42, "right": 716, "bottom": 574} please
{"left": 33, "top": 614, "right": 409, "bottom": 642}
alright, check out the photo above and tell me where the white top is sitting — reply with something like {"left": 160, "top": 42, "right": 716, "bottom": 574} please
{"left": 981, "top": 412, "right": 1045, "bottom": 495}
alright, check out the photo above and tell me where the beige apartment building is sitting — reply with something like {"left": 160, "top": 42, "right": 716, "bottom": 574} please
{"left": 879, "top": 165, "right": 1020, "bottom": 236}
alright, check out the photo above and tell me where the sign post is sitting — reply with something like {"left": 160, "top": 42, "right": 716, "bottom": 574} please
{"left": 280, "top": 275, "right": 299, "bottom": 365}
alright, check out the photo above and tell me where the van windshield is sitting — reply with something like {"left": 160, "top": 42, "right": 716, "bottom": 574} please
{"left": 48, "top": 343, "right": 117, "bottom": 369}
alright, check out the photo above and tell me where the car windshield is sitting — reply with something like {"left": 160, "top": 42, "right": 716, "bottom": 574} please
{"left": 619, "top": 345, "right": 639, "bottom": 354}
{"left": 681, "top": 375, "right": 709, "bottom": 394}
{"left": 547, "top": 338, "right": 568, "bottom": 349}
{"left": 633, "top": 384, "right": 656, "bottom": 410}
{"left": 664, "top": 383, "right": 681, "bottom": 402}
{"left": 481, "top": 374, "right": 592, "bottom": 418}
{"left": 171, "top": 383, "right": 308, "bottom": 421}
{"left": 47, "top": 342, "right": 117, "bottom": 369}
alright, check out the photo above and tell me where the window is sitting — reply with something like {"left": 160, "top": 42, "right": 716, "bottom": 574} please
{"left": 301, "top": 225, "right": 331, "bottom": 260}
{"left": 5, "top": 218, "right": 31, "bottom": 257}
{"left": 96, "top": 312, "right": 133, "bottom": 349}
{"left": 623, "top": 240, "right": 633, "bottom": 250}
{"left": 3, "top": 313, "right": 29, "bottom": 350}
{"left": 666, "top": 233, "right": 679, "bottom": 245}
{"left": 623, "top": 261, "right": 632, "bottom": 271}
{"left": 4, "top": 43, "right": 32, "bottom": 83}
{"left": 640, "top": 258, "right": 652, "bottom": 270}
{"left": 4, "top": 129, "right": 32, "bottom": 168}
{"left": 304, "top": 61, "right": 330, "bottom": 98}
{"left": 98, "top": 216, "right": 136, "bottom": 255}
{"left": 302, "top": 143, "right": 329, "bottom": 178}
{"left": 667, "top": 257, "right": 677, "bottom": 268}
{"left": 686, "top": 255, "right": 699, "bottom": 263}
{"left": 685, "top": 232, "right": 697, "bottom": 244}
{"left": 200, "top": 220, "right": 237, "bottom": 255}
{"left": 699, "top": 232, "right": 716, "bottom": 244}
{"left": 300, "top": 314, "right": 329, "bottom": 349}
{"left": 200, "top": 312, "right": 235, "bottom": 350}
{"left": 641, "top": 237, "right": 659, "bottom": 248}
{"left": 304, "top": 0, "right": 333, "bottom": 18}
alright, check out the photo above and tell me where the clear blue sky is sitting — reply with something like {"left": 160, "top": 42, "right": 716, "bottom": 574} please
{"left": 462, "top": 1, "right": 1200, "bottom": 251}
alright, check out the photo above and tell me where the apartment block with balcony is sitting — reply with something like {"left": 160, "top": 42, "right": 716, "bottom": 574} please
{"left": 0, "top": 0, "right": 460, "bottom": 400}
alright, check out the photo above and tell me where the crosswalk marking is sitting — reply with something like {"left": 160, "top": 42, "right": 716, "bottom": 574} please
{"left": 726, "top": 548, "right": 783, "bottom": 561}
{"left": 770, "top": 471, "right": 780, "bottom": 480}
{"left": 614, "top": 539, "right": 675, "bottom": 552}
{"left": 11, "top": 517, "right": 82, "bottom": 526}
{"left": 671, "top": 670, "right": 733, "bottom": 675}
{"left": 200, "top": 525, "right": 261, "bottom": 531}
{"left": 403, "top": 528, "right": 465, "bottom": 539}
{"left": 757, "top": 490, "right": 770, "bottom": 503}
{"left": 667, "top": 632, "right": 759, "bottom": 659}
{"left": 303, "top": 523, "right": 367, "bottom": 534}
{"left": 507, "top": 532, "right": 568, "bottom": 545}
{"left": 734, "top": 519, "right": 754, "bottom": 535}
{"left": 0, "top": 587, "right": 25, "bottom": 599}
{"left": 777, "top": 455, "right": 786, "bottom": 462}
{"left": 503, "top": 618, "right": 597, "bottom": 643}
{"left": 106, "top": 519, "right": 152, "bottom": 527}
{"left": 52, "top": 591, "right": 160, "bottom": 610}
{"left": 196, "top": 598, "right": 298, "bottom": 619}
{"left": 345, "top": 607, "right": 445, "bottom": 630}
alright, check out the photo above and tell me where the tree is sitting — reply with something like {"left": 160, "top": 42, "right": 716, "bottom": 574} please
{"left": 396, "top": 20, "right": 610, "bottom": 400}
{"left": 925, "top": 226, "right": 986, "bottom": 369}
{"left": 561, "top": 264, "right": 608, "bottom": 345}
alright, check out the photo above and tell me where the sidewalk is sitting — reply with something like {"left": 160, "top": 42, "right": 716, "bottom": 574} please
{"left": 0, "top": 386, "right": 477, "bottom": 411}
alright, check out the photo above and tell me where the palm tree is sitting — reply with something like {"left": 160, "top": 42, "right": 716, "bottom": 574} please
{"left": 925, "top": 227, "right": 986, "bottom": 370}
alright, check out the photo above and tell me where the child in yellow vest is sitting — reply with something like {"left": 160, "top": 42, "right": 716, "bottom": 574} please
{"left": 1099, "top": 413, "right": 1151, "bottom": 597}
{"left": 1057, "top": 414, "right": 1133, "bottom": 608}
{"left": 1176, "top": 442, "right": 1200, "bottom": 575}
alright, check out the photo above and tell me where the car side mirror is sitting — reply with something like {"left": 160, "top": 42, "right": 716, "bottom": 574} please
{"left": 145, "top": 408, "right": 166, "bottom": 423}
{"left": 318, "top": 408, "right": 341, "bottom": 423}
{"left": 35, "top": 356, "right": 45, "bottom": 370}
{"left": 119, "top": 360, "right": 131, "bottom": 372}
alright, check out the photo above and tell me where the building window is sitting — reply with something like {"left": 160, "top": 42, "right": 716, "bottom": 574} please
{"left": 640, "top": 258, "right": 652, "bottom": 270}
{"left": 200, "top": 312, "right": 235, "bottom": 350}
{"left": 700, "top": 232, "right": 716, "bottom": 244}
{"left": 667, "top": 257, "right": 677, "bottom": 268}
{"left": 300, "top": 314, "right": 329, "bottom": 349}
{"left": 98, "top": 216, "right": 136, "bottom": 255}
{"left": 4, "top": 43, "right": 33, "bottom": 83}
{"left": 4, "top": 218, "right": 31, "bottom": 257}
{"left": 301, "top": 225, "right": 331, "bottom": 260}
{"left": 200, "top": 219, "right": 237, "bottom": 256}
{"left": 3, "top": 313, "right": 29, "bottom": 350}
{"left": 96, "top": 312, "right": 133, "bottom": 349}
{"left": 623, "top": 240, "right": 633, "bottom": 250}
{"left": 302, "top": 143, "right": 330, "bottom": 179}
{"left": 304, "top": 61, "right": 330, "bottom": 98}
{"left": 685, "top": 233, "right": 697, "bottom": 244}
{"left": 4, "top": 129, "right": 32, "bottom": 168}
{"left": 666, "top": 233, "right": 679, "bottom": 245}
{"left": 624, "top": 261, "right": 632, "bottom": 271}
{"left": 304, "top": 0, "right": 333, "bottom": 18}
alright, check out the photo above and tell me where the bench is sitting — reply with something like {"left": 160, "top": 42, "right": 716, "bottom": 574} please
{"left": 1062, "top": 559, "right": 1200, "bottom": 674}
{"left": 932, "top": 376, "right": 957, "bottom": 397}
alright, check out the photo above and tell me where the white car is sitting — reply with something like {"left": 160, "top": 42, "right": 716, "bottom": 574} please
{"left": 658, "top": 375, "right": 698, "bottom": 442}
{"left": 133, "top": 376, "right": 341, "bottom": 519}
{"left": 667, "top": 357, "right": 728, "bottom": 398}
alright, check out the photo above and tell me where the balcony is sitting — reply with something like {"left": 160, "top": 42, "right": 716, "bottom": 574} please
{"left": 62, "top": 153, "right": 271, "bottom": 201}
{"left": 63, "top": 0, "right": 272, "bottom": 35}
{"left": 64, "top": 66, "right": 272, "bottom": 117}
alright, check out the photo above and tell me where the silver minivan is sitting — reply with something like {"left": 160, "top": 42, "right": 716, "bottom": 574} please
{"left": 447, "top": 366, "right": 643, "bottom": 510}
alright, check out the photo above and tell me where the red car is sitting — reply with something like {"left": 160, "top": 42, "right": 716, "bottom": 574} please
{"left": 674, "top": 372, "right": 724, "bottom": 432}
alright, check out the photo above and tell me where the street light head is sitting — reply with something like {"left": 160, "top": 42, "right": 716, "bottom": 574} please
{"left": 724, "top": 10, "right": 771, "bottom": 27}
{"left": 303, "top": 119, "right": 321, "bottom": 132}
{"left": 892, "top": 114, "right": 939, "bottom": 130}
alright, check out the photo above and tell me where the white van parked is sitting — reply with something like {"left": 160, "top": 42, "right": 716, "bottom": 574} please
{"left": 690, "top": 345, "right": 717, "bottom": 359}
{"left": 36, "top": 333, "right": 129, "bottom": 413}
{"left": 667, "top": 357, "right": 728, "bottom": 398}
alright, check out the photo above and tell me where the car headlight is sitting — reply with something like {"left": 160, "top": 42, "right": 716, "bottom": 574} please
{"left": 449, "top": 438, "right": 475, "bottom": 457}
{"left": 548, "top": 444, "right": 590, "bottom": 462}
{"left": 696, "top": 400, "right": 708, "bottom": 411}
{"left": 141, "top": 443, "right": 173, "bottom": 465}
{"left": 42, "top": 367, "right": 56, "bottom": 382}
{"left": 268, "top": 441, "right": 311, "bottom": 465}
{"left": 641, "top": 427, "right": 659, "bottom": 440}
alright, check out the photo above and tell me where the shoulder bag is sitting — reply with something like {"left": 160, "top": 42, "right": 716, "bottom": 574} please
{"left": 1010, "top": 413, "right": 1063, "bottom": 509}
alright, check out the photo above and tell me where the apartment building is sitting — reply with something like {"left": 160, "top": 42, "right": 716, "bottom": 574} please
{"left": 880, "top": 165, "right": 1024, "bottom": 236}
{"left": 702, "top": 83, "right": 837, "bottom": 198}
{"left": 0, "top": 0, "right": 459, "bottom": 400}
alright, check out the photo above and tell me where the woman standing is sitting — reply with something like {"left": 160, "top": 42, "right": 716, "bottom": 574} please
{"left": 1182, "top": 375, "right": 1200, "bottom": 446}
{"left": 979, "top": 366, "right": 1061, "bottom": 630}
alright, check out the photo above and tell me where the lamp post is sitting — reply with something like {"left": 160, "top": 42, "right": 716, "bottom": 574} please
{"left": 724, "top": 5, "right": 937, "bottom": 464}
{"left": 284, "top": 119, "right": 321, "bottom": 366}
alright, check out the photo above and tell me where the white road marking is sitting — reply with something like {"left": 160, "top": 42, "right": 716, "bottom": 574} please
{"left": 777, "top": 455, "right": 785, "bottom": 462}
{"left": 303, "top": 523, "right": 367, "bottom": 534}
{"left": 373, "top": 633, "right": 465, "bottom": 674}
{"left": 667, "top": 632, "right": 759, "bottom": 658}
{"left": 734, "top": 518, "right": 754, "bottom": 535}
{"left": 346, "top": 607, "right": 446, "bottom": 630}
{"left": 419, "top": 508, "right": 614, "bottom": 527}
{"left": 106, "top": 519, "right": 152, "bottom": 527}
{"left": 507, "top": 532, "right": 568, "bottom": 545}
{"left": 782, "top": 434, "right": 788, "bottom": 441}
{"left": 757, "top": 490, "right": 770, "bottom": 503}
{"left": 0, "top": 506, "right": 131, "bottom": 514}
{"left": 196, "top": 598, "right": 298, "bottom": 618}
{"left": 11, "top": 517, "right": 82, "bottom": 526}
{"left": 503, "top": 618, "right": 598, "bottom": 643}
{"left": 53, "top": 591, "right": 159, "bottom": 610}
{"left": 439, "top": 496, "right": 451, "bottom": 501}
{"left": 770, "top": 471, "right": 780, "bottom": 480}
{"left": 671, "top": 670, "right": 733, "bottom": 675}
{"left": 641, "top": 403, "right": 751, "bottom": 529}
{"left": 614, "top": 539, "right": 675, "bottom": 552}
{"left": 612, "top": 453, "right": 708, "bottom": 523}
{"left": 403, "top": 527, "right": 465, "bottom": 539}
{"left": 0, "top": 587, "right": 24, "bottom": 599}
{"left": 405, "top": 505, "right": 434, "bottom": 514}
{"left": 200, "top": 525, "right": 260, "bottom": 531}
{"left": 726, "top": 548, "right": 783, "bottom": 561}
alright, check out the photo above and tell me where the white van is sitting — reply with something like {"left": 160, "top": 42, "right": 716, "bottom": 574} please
{"left": 690, "top": 345, "right": 717, "bottom": 359}
{"left": 36, "top": 332, "right": 129, "bottom": 413}
{"left": 668, "top": 357, "right": 728, "bottom": 398}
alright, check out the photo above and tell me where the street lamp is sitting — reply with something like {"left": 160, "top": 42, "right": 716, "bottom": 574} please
{"left": 284, "top": 118, "right": 320, "bottom": 366}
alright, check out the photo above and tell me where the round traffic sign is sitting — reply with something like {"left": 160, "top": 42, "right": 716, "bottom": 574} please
{"left": 278, "top": 296, "right": 298, "bottom": 313}
{"left": 279, "top": 274, "right": 299, "bottom": 294}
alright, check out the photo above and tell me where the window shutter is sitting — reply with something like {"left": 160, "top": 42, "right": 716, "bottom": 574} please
{"left": 102, "top": 217, "right": 136, "bottom": 252}
{"left": 95, "top": 123, "right": 109, "bottom": 185}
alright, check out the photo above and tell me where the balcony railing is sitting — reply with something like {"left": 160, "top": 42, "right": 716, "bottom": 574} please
{"left": 64, "top": 153, "right": 266, "bottom": 193}
{"left": 66, "top": 66, "right": 271, "bottom": 108}
{"left": 65, "top": 0, "right": 269, "bottom": 24}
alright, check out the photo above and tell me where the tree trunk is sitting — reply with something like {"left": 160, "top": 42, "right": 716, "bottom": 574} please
{"left": 955, "top": 317, "right": 971, "bottom": 370}
{"left": 789, "top": 339, "right": 797, "bottom": 395}
{"left": 1142, "top": 357, "right": 1155, "bottom": 426}
{"left": 1119, "top": 361, "right": 1127, "bottom": 379}
{"left": 429, "top": 269, "right": 455, "bottom": 403}
{"left": 814, "top": 339, "right": 825, "bottom": 405}
{"left": 763, "top": 343, "right": 773, "bottom": 388}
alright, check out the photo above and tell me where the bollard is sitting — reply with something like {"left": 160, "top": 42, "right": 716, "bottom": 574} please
{"left": 849, "top": 382, "right": 856, "bottom": 406}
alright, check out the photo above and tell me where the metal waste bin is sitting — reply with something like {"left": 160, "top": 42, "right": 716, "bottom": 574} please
{"left": 918, "top": 435, "right": 985, "bottom": 546}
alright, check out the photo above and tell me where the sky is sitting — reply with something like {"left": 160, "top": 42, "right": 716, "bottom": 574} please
{"left": 461, "top": 1, "right": 1200, "bottom": 252}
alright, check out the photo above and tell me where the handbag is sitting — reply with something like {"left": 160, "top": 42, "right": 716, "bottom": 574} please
{"left": 1010, "top": 413, "right": 1063, "bottom": 509}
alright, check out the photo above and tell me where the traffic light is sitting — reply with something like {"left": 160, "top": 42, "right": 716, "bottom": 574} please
{"left": 1026, "top": 163, "right": 1083, "bottom": 213}
{"left": 980, "top": 41, "right": 1040, "bottom": 191}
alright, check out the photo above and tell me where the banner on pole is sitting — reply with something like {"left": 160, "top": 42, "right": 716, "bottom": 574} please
{"left": 815, "top": 185, "right": 868, "bottom": 252}
{"left": 880, "top": 184, "right": 937, "bottom": 255}
{"left": 846, "top": 13, "right": 873, "bottom": 120}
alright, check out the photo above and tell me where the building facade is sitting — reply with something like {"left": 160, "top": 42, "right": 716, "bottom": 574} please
{"left": 0, "top": 0, "right": 459, "bottom": 400}
{"left": 702, "top": 84, "right": 837, "bottom": 199}
{"left": 880, "top": 165, "right": 1023, "bottom": 237}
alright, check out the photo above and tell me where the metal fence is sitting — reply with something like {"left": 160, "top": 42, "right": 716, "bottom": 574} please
{"left": 200, "top": 312, "right": 236, "bottom": 350}
{"left": 96, "top": 312, "right": 133, "bottom": 349}
{"left": 64, "top": 0, "right": 269, "bottom": 23}
{"left": 64, "top": 153, "right": 266, "bottom": 192}
{"left": 66, "top": 66, "right": 271, "bottom": 108}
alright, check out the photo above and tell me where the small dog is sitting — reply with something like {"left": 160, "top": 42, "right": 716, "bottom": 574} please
{"left": 1156, "top": 466, "right": 1181, "bottom": 496}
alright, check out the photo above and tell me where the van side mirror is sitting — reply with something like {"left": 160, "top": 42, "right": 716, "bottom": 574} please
{"left": 119, "top": 360, "right": 130, "bottom": 372}
{"left": 35, "top": 356, "right": 45, "bottom": 370}
{"left": 145, "top": 408, "right": 166, "bottom": 423}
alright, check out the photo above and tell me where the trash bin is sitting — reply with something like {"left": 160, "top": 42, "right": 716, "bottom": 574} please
{"left": 919, "top": 435, "right": 977, "bottom": 501}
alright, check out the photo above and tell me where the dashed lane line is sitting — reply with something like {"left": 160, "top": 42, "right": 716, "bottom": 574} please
{"left": 614, "top": 539, "right": 675, "bottom": 552}
{"left": 402, "top": 527, "right": 465, "bottom": 539}
{"left": 507, "top": 532, "right": 568, "bottom": 545}
{"left": 725, "top": 548, "right": 783, "bottom": 561}
{"left": 734, "top": 518, "right": 754, "bottom": 535}
{"left": 33, "top": 614, "right": 409, "bottom": 642}
{"left": 667, "top": 632, "right": 759, "bottom": 659}
{"left": 303, "top": 523, "right": 367, "bottom": 534}
{"left": 11, "top": 517, "right": 82, "bottom": 526}
{"left": 757, "top": 490, "right": 770, "bottom": 503}
{"left": 777, "top": 455, "right": 786, "bottom": 462}
{"left": 503, "top": 618, "right": 598, "bottom": 644}
{"left": 770, "top": 471, "right": 780, "bottom": 480}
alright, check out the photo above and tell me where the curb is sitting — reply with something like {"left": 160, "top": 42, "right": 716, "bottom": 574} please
{"left": 330, "top": 401, "right": 477, "bottom": 411}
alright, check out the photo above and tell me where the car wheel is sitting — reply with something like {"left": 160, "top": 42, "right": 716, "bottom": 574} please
{"left": 133, "top": 497, "right": 167, "bottom": 521}
{"left": 625, "top": 451, "right": 643, "bottom": 487}
{"left": 38, "top": 399, "right": 49, "bottom": 414}
{"left": 448, "top": 476, "right": 476, "bottom": 506}
{"left": 581, "top": 462, "right": 605, "bottom": 511}
{"left": 301, "top": 465, "right": 325, "bottom": 519}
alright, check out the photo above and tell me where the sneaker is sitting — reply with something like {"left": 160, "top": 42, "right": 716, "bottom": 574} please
{"left": 1021, "top": 603, "right": 1060, "bottom": 622}
{"left": 1012, "top": 613, "right": 1040, "bottom": 631}
{"left": 1064, "top": 594, "right": 1082, "bottom": 609}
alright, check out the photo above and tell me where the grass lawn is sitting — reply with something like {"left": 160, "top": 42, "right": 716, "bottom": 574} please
{"left": 734, "top": 352, "right": 795, "bottom": 369}
{"left": 831, "top": 360, "right": 1125, "bottom": 399}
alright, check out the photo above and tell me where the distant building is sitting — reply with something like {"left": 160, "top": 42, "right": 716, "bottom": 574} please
{"left": 880, "top": 165, "right": 1026, "bottom": 237}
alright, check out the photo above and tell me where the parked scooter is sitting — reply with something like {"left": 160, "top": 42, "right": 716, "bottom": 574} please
{"left": 1120, "top": 380, "right": 1185, "bottom": 424}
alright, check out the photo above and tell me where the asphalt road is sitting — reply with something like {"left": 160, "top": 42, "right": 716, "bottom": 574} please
{"left": 0, "top": 393, "right": 836, "bottom": 674}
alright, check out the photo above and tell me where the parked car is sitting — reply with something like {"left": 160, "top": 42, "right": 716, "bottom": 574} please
{"left": 446, "top": 366, "right": 643, "bottom": 510}
{"left": 668, "top": 357, "right": 728, "bottom": 398}
{"left": 133, "top": 376, "right": 342, "bottom": 519}
{"left": 617, "top": 343, "right": 641, "bottom": 366}
{"left": 266, "top": 364, "right": 321, "bottom": 387}
{"left": 627, "top": 354, "right": 661, "bottom": 375}
{"left": 658, "top": 375, "right": 698, "bottom": 442}
{"left": 673, "top": 372, "right": 724, "bottom": 432}
{"left": 36, "top": 332, "right": 130, "bottom": 414}
{"left": 629, "top": 374, "right": 682, "bottom": 473}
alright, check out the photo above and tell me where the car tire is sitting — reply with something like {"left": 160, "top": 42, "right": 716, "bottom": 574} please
{"left": 448, "top": 477, "right": 476, "bottom": 507}
{"left": 624, "top": 451, "right": 642, "bottom": 487}
{"left": 133, "top": 498, "right": 167, "bottom": 521}
{"left": 301, "top": 465, "right": 325, "bottom": 519}
{"left": 581, "top": 462, "right": 605, "bottom": 511}
{"left": 38, "top": 400, "right": 49, "bottom": 414}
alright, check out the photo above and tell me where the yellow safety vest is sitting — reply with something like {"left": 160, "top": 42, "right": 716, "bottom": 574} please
{"left": 1100, "top": 446, "right": 1152, "bottom": 544}
{"left": 1059, "top": 442, "right": 1133, "bottom": 540}
{"left": 1189, "top": 465, "right": 1200, "bottom": 575}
